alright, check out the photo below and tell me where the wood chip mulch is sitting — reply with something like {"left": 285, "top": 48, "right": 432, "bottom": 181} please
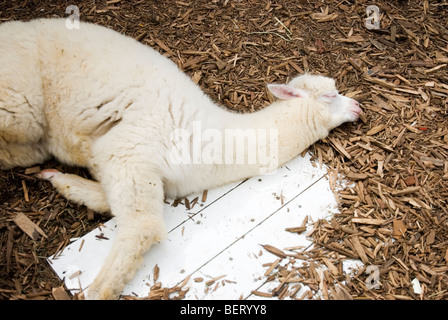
{"left": 0, "top": 0, "right": 447, "bottom": 300}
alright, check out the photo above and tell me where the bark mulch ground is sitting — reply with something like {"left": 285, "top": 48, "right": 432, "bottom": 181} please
{"left": 0, "top": 0, "right": 447, "bottom": 300}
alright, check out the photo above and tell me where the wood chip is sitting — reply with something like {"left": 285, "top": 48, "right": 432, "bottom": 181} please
{"left": 328, "top": 137, "right": 351, "bottom": 159}
{"left": 261, "top": 244, "right": 287, "bottom": 259}
{"left": 393, "top": 219, "right": 407, "bottom": 239}
{"left": 201, "top": 190, "right": 208, "bottom": 202}
{"left": 153, "top": 39, "right": 174, "bottom": 56}
{"left": 205, "top": 274, "right": 226, "bottom": 286}
{"left": 351, "top": 218, "right": 387, "bottom": 225}
{"left": 21, "top": 180, "right": 29, "bottom": 202}
{"left": 350, "top": 236, "right": 369, "bottom": 263}
{"left": 366, "top": 124, "right": 386, "bottom": 136}
{"left": 346, "top": 172, "right": 369, "bottom": 180}
{"left": 153, "top": 264, "right": 160, "bottom": 282}
{"left": 24, "top": 166, "right": 41, "bottom": 175}
{"left": 52, "top": 286, "right": 71, "bottom": 300}
{"left": 322, "top": 258, "right": 339, "bottom": 276}
{"left": 264, "top": 258, "right": 281, "bottom": 276}
{"left": 13, "top": 213, "right": 47, "bottom": 240}
{"left": 391, "top": 186, "right": 421, "bottom": 196}
{"left": 426, "top": 230, "right": 436, "bottom": 245}
{"left": 285, "top": 226, "right": 307, "bottom": 234}
{"left": 251, "top": 290, "right": 273, "bottom": 298}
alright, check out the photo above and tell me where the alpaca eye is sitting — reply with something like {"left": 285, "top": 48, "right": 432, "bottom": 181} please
{"left": 323, "top": 92, "right": 337, "bottom": 99}
{"left": 320, "top": 92, "right": 338, "bottom": 103}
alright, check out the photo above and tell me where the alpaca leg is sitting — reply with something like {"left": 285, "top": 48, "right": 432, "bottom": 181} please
{"left": 0, "top": 143, "right": 49, "bottom": 170}
{"left": 0, "top": 88, "right": 47, "bottom": 169}
{"left": 86, "top": 153, "right": 166, "bottom": 300}
{"left": 37, "top": 169, "right": 110, "bottom": 214}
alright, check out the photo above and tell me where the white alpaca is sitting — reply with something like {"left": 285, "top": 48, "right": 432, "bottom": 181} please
{"left": 0, "top": 19, "right": 361, "bottom": 299}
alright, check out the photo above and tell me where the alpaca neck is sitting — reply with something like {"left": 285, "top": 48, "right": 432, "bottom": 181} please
{"left": 164, "top": 96, "right": 329, "bottom": 198}
{"left": 232, "top": 100, "right": 328, "bottom": 168}
{"left": 194, "top": 99, "right": 328, "bottom": 175}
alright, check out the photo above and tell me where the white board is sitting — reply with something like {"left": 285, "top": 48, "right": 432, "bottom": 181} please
{"left": 48, "top": 153, "right": 345, "bottom": 299}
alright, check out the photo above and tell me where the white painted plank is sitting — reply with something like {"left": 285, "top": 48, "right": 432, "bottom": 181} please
{"left": 49, "top": 179, "right": 244, "bottom": 292}
{"left": 48, "top": 153, "right": 332, "bottom": 299}
{"left": 183, "top": 177, "right": 339, "bottom": 300}
{"left": 164, "top": 180, "right": 244, "bottom": 230}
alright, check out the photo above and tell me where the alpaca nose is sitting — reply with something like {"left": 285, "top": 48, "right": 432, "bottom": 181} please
{"left": 351, "top": 99, "right": 361, "bottom": 113}
{"left": 347, "top": 98, "right": 362, "bottom": 121}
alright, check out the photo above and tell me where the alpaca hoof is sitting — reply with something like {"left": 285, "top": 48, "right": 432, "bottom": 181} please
{"left": 37, "top": 169, "right": 61, "bottom": 180}
{"left": 87, "top": 283, "right": 119, "bottom": 300}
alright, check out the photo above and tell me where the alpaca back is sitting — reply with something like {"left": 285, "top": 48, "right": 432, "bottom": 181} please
{"left": 0, "top": 18, "right": 276, "bottom": 195}
{"left": 0, "top": 18, "right": 222, "bottom": 177}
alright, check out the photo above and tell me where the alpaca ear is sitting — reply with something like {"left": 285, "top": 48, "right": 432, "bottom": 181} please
{"left": 267, "top": 84, "right": 309, "bottom": 100}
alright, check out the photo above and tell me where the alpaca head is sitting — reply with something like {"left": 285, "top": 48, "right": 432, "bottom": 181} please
{"left": 267, "top": 74, "right": 361, "bottom": 131}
